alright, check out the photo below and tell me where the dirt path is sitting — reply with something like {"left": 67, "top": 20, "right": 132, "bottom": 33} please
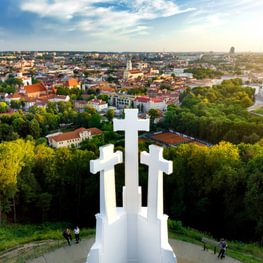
{"left": 25, "top": 238, "right": 241, "bottom": 263}
{"left": 170, "top": 239, "right": 240, "bottom": 263}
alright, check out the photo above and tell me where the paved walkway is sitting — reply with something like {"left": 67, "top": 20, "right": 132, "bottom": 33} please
{"left": 248, "top": 94, "right": 263, "bottom": 112}
{"left": 27, "top": 238, "right": 241, "bottom": 263}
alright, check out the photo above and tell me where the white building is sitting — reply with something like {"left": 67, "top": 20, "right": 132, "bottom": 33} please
{"left": 123, "top": 59, "right": 144, "bottom": 80}
{"left": 47, "top": 127, "right": 102, "bottom": 148}
{"left": 87, "top": 99, "right": 108, "bottom": 112}
{"left": 123, "top": 70, "right": 144, "bottom": 81}
{"left": 48, "top": 95, "right": 70, "bottom": 103}
{"left": 172, "top": 68, "right": 193, "bottom": 78}
{"left": 109, "top": 94, "right": 135, "bottom": 109}
{"left": 14, "top": 72, "right": 32, "bottom": 86}
{"left": 134, "top": 96, "right": 167, "bottom": 112}
{"left": 81, "top": 79, "right": 97, "bottom": 91}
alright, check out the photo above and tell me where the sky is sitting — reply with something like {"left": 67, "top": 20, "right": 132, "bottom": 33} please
{"left": 0, "top": 0, "right": 263, "bottom": 52}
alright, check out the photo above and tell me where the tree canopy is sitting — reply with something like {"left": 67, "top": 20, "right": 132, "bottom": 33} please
{"left": 162, "top": 80, "right": 258, "bottom": 144}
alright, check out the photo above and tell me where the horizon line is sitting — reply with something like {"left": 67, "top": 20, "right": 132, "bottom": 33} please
{"left": 1, "top": 50, "right": 263, "bottom": 54}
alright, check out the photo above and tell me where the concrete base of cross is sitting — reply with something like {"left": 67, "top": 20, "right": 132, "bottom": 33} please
{"left": 86, "top": 207, "right": 176, "bottom": 263}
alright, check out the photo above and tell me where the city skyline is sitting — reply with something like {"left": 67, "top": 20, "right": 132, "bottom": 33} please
{"left": 0, "top": 0, "right": 263, "bottom": 52}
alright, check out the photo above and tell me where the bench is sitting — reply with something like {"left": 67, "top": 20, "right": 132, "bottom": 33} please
{"left": 201, "top": 237, "right": 218, "bottom": 254}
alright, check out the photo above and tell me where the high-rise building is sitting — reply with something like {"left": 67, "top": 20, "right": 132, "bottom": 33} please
{"left": 229, "top": 46, "right": 235, "bottom": 54}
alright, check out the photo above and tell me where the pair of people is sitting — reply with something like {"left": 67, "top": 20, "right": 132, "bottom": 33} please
{"left": 218, "top": 238, "right": 227, "bottom": 259}
{"left": 63, "top": 226, "right": 80, "bottom": 245}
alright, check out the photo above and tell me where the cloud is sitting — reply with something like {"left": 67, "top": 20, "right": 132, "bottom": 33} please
{"left": 20, "top": 0, "right": 94, "bottom": 20}
{"left": 184, "top": 0, "right": 243, "bottom": 32}
{"left": 19, "top": 0, "right": 194, "bottom": 36}
{"left": 0, "top": 27, "right": 6, "bottom": 36}
{"left": 229, "top": 0, "right": 263, "bottom": 9}
{"left": 172, "top": 0, "right": 247, "bottom": 37}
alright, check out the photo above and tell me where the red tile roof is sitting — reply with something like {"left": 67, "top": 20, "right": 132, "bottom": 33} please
{"left": 65, "top": 79, "right": 79, "bottom": 87}
{"left": 87, "top": 127, "right": 103, "bottom": 135}
{"left": 135, "top": 96, "right": 150, "bottom": 103}
{"left": 88, "top": 99, "right": 107, "bottom": 105}
{"left": 75, "top": 100, "right": 88, "bottom": 105}
{"left": 51, "top": 127, "right": 102, "bottom": 142}
{"left": 135, "top": 96, "right": 163, "bottom": 103}
{"left": 7, "top": 92, "right": 22, "bottom": 99}
{"left": 129, "top": 70, "right": 143, "bottom": 74}
{"left": 151, "top": 98, "right": 163, "bottom": 103}
{"left": 152, "top": 132, "right": 191, "bottom": 145}
{"left": 24, "top": 82, "right": 47, "bottom": 93}
{"left": 24, "top": 97, "right": 36, "bottom": 102}
{"left": 40, "top": 94, "right": 68, "bottom": 101}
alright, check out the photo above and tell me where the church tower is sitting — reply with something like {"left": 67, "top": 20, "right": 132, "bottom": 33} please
{"left": 123, "top": 58, "right": 132, "bottom": 79}
{"left": 126, "top": 58, "right": 132, "bottom": 71}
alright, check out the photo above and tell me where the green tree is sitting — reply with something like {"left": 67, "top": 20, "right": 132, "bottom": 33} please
{"left": 148, "top": 109, "right": 161, "bottom": 122}
{"left": 246, "top": 155, "right": 263, "bottom": 243}
{"left": 37, "top": 192, "right": 52, "bottom": 222}
{"left": 11, "top": 100, "right": 22, "bottom": 109}
{"left": 29, "top": 119, "right": 41, "bottom": 139}
{"left": 0, "top": 124, "right": 18, "bottom": 141}
{"left": 148, "top": 108, "right": 161, "bottom": 130}
{"left": 0, "top": 102, "right": 8, "bottom": 113}
{"left": 106, "top": 109, "right": 115, "bottom": 122}
{"left": 66, "top": 149, "right": 95, "bottom": 221}
{"left": 5, "top": 77, "right": 23, "bottom": 86}
{"left": 46, "top": 102, "right": 58, "bottom": 114}
{"left": 57, "top": 101, "right": 73, "bottom": 113}
{"left": 0, "top": 140, "right": 34, "bottom": 224}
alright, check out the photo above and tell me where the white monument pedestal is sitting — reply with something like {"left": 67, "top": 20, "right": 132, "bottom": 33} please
{"left": 86, "top": 109, "right": 176, "bottom": 263}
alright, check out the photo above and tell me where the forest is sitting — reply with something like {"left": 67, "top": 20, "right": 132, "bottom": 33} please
{"left": 0, "top": 79, "right": 263, "bottom": 245}
{"left": 184, "top": 67, "right": 223, "bottom": 79}
{"left": 161, "top": 78, "right": 260, "bottom": 144}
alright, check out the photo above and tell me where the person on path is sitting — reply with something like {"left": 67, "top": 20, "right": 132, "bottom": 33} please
{"left": 218, "top": 238, "right": 227, "bottom": 259}
{"left": 63, "top": 228, "right": 72, "bottom": 246}
{"left": 74, "top": 226, "right": 80, "bottom": 244}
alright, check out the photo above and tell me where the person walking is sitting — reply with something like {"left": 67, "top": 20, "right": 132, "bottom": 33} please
{"left": 218, "top": 238, "right": 227, "bottom": 259}
{"left": 63, "top": 228, "right": 72, "bottom": 246}
{"left": 74, "top": 226, "right": 80, "bottom": 244}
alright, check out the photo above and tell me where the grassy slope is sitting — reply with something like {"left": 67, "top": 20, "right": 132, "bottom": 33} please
{"left": 0, "top": 223, "right": 95, "bottom": 262}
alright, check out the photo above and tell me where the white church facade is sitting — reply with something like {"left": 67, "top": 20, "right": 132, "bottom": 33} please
{"left": 123, "top": 59, "right": 144, "bottom": 80}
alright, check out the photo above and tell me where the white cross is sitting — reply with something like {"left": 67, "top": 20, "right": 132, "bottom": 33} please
{"left": 141, "top": 144, "right": 173, "bottom": 220}
{"left": 113, "top": 109, "right": 149, "bottom": 213}
{"left": 90, "top": 144, "right": 123, "bottom": 223}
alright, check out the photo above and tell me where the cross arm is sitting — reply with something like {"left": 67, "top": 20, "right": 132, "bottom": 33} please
{"left": 140, "top": 145, "right": 173, "bottom": 175}
{"left": 90, "top": 144, "right": 123, "bottom": 174}
{"left": 113, "top": 109, "right": 150, "bottom": 132}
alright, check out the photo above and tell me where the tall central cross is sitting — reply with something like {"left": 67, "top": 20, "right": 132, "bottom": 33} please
{"left": 114, "top": 109, "right": 149, "bottom": 213}
{"left": 141, "top": 145, "right": 173, "bottom": 220}
{"left": 90, "top": 144, "right": 122, "bottom": 223}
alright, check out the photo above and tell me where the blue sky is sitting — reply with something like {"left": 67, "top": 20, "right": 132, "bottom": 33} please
{"left": 0, "top": 0, "right": 263, "bottom": 52}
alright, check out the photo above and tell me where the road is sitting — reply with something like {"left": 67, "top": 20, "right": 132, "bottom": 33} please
{"left": 248, "top": 94, "right": 263, "bottom": 112}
